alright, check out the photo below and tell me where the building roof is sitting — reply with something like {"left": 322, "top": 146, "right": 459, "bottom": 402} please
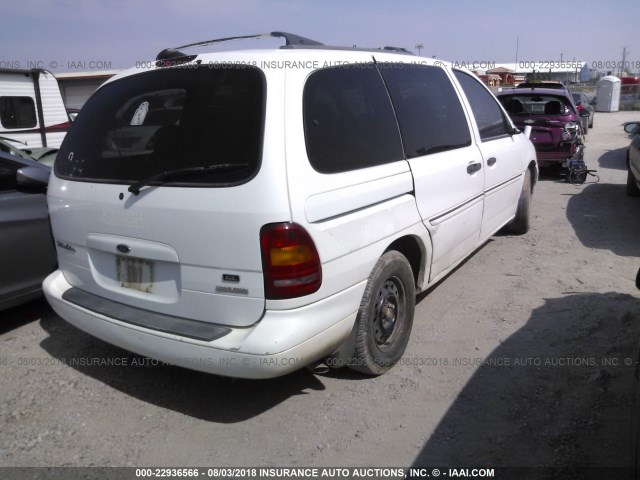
{"left": 54, "top": 70, "right": 120, "bottom": 81}
{"left": 492, "top": 62, "right": 587, "bottom": 74}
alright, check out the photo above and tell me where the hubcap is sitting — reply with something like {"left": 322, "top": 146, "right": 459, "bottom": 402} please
{"left": 372, "top": 277, "right": 403, "bottom": 346}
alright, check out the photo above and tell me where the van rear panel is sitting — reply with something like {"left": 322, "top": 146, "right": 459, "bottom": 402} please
{"left": 49, "top": 64, "right": 285, "bottom": 327}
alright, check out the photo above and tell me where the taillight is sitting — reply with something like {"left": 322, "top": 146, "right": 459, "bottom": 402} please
{"left": 577, "top": 105, "right": 583, "bottom": 112}
{"left": 260, "top": 223, "right": 322, "bottom": 299}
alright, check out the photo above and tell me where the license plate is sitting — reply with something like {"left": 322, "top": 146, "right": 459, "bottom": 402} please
{"left": 115, "top": 255, "right": 154, "bottom": 293}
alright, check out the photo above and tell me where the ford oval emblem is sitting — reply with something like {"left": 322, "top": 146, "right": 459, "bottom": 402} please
{"left": 117, "top": 244, "right": 131, "bottom": 254}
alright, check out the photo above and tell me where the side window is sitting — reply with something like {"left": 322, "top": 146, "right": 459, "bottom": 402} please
{"left": 453, "top": 71, "right": 510, "bottom": 141}
{"left": 379, "top": 64, "right": 471, "bottom": 158}
{"left": 303, "top": 65, "right": 404, "bottom": 174}
{"left": 0, "top": 97, "right": 37, "bottom": 129}
{"left": 0, "top": 159, "right": 19, "bottom": 191}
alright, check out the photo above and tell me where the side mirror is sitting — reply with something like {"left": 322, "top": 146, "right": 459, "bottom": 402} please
{"left": 624, "top": 123, "right": 640, "bottom": 135}
{"left": 16, "top": 165, "right": 50, "bottom": 189}
{"left": 636, "top": 267, "right": 640, "bottom": 290}
{"left": 590, "top": 97, "right": 597, "bottom": 106}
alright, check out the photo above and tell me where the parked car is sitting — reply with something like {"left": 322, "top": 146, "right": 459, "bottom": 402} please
{"left": 0, "top": 143, "right": 56, "bottom": 311}
{"left": 625, "top": 122, "right": 640, "bottom": 196}
{"left": 43, "top": 32, "right": 538, "bottom": 379}
{"left": 0, "top": 136, "right": 58, "bottom": 167}
{"left": 571, "top": 92, "right": 595, "bottom": 132}
{"left": 498, "top": 87, "right": 589, "bottom": 168}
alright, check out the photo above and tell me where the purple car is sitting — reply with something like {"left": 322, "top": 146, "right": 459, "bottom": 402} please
{"left": 498, "top": 88, "right": 586, "bottom": 167}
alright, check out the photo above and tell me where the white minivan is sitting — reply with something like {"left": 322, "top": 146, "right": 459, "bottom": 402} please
{"left": 43, "top": 32, "right": 537, "bottom": 379}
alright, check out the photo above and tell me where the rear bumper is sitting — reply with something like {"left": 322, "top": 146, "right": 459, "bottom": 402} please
{"left": 43, "top": 270, "right": 362, "bottom": 379}
{"left": 535, "top": 144, "right": 578, "bottom": 165}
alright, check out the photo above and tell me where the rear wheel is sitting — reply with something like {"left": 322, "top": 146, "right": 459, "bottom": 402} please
{"left": 349, "top": 251, "right": 415, "bottom": 375}
{"left": 504, "top": 169, "right": 531, "bottom": 234}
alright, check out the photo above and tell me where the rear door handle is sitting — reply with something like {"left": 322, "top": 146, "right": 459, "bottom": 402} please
{"left": 467, "top": 162, "right": 482, "bottom": 174}
{"left": 487, "top": 157, "right": 497, "bottom": 167}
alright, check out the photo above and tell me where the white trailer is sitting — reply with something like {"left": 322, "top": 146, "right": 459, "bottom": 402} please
{"left": 0, "top": 68, "right": 69, "bottom": 148}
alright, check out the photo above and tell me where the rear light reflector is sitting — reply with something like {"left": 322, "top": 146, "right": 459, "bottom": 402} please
{"left": 260, "top": 223, "right": 322, "bottom": 299}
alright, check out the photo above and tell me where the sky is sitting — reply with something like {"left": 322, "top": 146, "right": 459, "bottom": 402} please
{"left": 1, "top": 0, "right": 638, "bottom": 74}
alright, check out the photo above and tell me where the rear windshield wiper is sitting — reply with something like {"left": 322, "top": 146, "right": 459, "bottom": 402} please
{"left": 128, "top": 163, "right": 249, "bottom": 195}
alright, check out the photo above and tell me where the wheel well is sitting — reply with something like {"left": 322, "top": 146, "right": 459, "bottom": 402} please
{"left": 385, "top": 236, "right": 424, "bottom": 287}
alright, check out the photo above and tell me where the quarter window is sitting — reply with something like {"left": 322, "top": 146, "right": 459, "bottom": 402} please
{"left": 0, "top": 97, "right": 37, "bottom": 129}
{"left": 454, "top": 71, "right": 510, "bottom": 141}
{"left": 379, "top": 64, "right": 471, "bottom": 158}
{"left": 303, "top": 65, "right": 404, "bottom": 174}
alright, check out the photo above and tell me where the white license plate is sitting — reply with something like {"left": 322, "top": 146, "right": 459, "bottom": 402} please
{"left": 115, "top": 255, "right": 154, "bottom": 293}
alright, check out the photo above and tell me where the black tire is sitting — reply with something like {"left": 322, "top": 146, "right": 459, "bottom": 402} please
{"left": 504, "top": 169, "right": 531, "bottom": 234}
{"left": 627, "top": 167, "right": 640, "bottom": 197}
{"left": 349, "top": 251, "right": 415, "bottom": 375}
{"left": 589, "top": 116, "right": 594, "bottom": 129}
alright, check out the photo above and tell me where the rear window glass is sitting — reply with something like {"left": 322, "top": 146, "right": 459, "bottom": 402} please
{"left": 55, "top": 66, "right": 265, "bottom": 186}
{"left": 0, "top": 97, "right": 37, "bottom": 129}
{"left": 303, "top": 64, "right": 404, "bottom": 174}
{"left": 499, "top": 94, "right": 574, "bottom": 116}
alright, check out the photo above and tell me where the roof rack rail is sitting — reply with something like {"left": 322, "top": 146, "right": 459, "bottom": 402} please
{"left": 154, "top": 32, "right": 415, "bottom": 65}
{"left": 156, "top": 32, "right": 324, "bottom": 62}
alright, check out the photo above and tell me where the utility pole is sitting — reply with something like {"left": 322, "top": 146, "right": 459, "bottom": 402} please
{"left": 415, "top": 43, "right": 424, "bottom": 56}
{"left": 621, "top": 46, "right": 628, "bottom": 76}
{"left": 514, "top": 36, "right": 519, "bottom": 80}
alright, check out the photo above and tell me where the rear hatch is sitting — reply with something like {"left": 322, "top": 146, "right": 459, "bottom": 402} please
{"left": 49, "top": 64, "right": 279, "bottom": 327}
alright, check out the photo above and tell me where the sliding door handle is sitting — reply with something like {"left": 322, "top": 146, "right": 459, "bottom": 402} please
{"left": 467, "top": 162, "right": 482, "bottom": 175}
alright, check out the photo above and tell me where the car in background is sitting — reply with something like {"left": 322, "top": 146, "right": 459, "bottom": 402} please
{"left": 498, "top": 87, "right": 588, "bottom": 168}
{"left": 0, "top": 136, "right": 58, "bottom": 167}
{"left": 0, "top": 142, "right": 56, "bottom": 311}
{"left": 571, "top": 92, "right": 595, "bottom": 132}
{"left": 625, "top": 122, "right": 640, "bottom": 196}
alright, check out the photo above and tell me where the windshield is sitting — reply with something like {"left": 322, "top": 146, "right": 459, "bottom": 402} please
{"left": 55, "top": 65, "right": 265, "bottom": 186}
{"left": 499, "top": 94, "right": 575, "bottom": 116}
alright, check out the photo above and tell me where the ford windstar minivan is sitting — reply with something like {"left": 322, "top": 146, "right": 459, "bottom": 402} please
{"left": 43, "top": 32, "right": 538, "bottom": 378}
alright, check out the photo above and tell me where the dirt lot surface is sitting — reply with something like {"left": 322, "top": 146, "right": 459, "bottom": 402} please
{"left": 2, "top": 111, "right": 640, "bottom": 479}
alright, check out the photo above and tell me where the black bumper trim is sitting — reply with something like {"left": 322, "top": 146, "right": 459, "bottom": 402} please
{"left": 62, "top": 288, "right": 232, "bottom": 342}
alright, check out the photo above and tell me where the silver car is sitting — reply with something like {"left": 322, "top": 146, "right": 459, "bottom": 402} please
{"left": 0, "top": 143, "right": 56, "bottom": 311}
{"left": 625, "top": 122, "right": 640, "bottom": 196}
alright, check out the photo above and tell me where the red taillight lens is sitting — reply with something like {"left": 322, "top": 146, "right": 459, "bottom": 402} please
{"left": 260, "top": 223, "right": 322, "bottom": 299}
{"left": 577, "top": 105, "right": 583, "bottom": 112}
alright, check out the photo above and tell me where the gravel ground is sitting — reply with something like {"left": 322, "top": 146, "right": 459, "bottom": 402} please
{"left": 1, "top": 110, "right": 640, "bottom": 478}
